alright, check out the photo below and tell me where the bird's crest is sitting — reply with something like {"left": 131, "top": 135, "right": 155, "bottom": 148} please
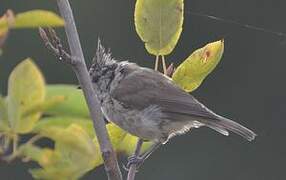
{"left": 89, "top": 38, "right": 115, "bottom": 76}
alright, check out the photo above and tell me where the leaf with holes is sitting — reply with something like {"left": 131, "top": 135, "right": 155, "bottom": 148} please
{"left": 135, "top": 0, "right": 184, "bottom": 55}
{"left": 172, "top": 40, "right": 224, "bottom": 92}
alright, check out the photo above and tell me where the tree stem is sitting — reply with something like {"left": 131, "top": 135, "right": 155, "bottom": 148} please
{"left": 56, "top": 1, "right": 122, "bottom": 179}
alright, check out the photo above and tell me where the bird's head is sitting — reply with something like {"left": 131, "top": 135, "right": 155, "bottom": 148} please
{"left": 89, "top": 39, "right": 118, "bottom": 90}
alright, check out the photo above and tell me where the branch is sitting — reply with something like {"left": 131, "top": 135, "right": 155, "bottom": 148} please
{"left": 39, "top": 0, "right": 123, "bottom": 179}
{"left": 127, "top": 139, "right": 144, "bottom": 180}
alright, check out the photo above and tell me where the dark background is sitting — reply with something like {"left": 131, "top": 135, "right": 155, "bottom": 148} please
{"left": 1, "top": 0, "right": 286, "bottom": 179}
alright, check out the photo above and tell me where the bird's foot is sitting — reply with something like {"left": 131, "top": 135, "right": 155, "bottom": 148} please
{"left": 124, "top": 155, "right": 144, "bottom": 171}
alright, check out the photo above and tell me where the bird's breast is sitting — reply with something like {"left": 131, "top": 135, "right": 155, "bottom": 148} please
{"left": 100, "top": 98, "right": 164, "bottom": 141}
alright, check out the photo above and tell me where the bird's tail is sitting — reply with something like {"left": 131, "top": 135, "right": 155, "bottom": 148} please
{"left": 200, "top": 116, "right": 256, "bottom": 141}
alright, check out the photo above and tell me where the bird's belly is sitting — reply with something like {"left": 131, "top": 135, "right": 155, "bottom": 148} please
{"left": 101, "top": 103, "right": 161, "bottom": 141}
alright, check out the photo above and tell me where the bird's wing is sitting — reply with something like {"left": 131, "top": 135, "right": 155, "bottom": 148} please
{"left": 110, "top": 67, "right": 218, "bottom": 121}
{"left": 111, "top": 66, "right": 256, "bottom": 141}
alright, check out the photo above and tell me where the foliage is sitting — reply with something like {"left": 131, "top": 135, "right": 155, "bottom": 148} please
{"left": 0, "top": 60, "right": 152, "bottom": 179}
{"left": 7, "top": 59, "right": 45, "bottom": 133}
{"left": 172, "top": 40, "right": 224, "bottom": 92}
{"left": 0, "top": 9, "right": 64, "bottom": 54}
{"left": 0, "top": 1, "right": 226, "bottom": 179}
{"left": 134, "top": 0, "right": 224, "bottom": 91}
{"left": 135, "top": 0, "right": 184, "bottom": 55}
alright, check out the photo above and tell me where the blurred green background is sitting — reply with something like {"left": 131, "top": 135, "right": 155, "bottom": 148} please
{"left": 1, "top": 0, "right": 286, "bottom": 179}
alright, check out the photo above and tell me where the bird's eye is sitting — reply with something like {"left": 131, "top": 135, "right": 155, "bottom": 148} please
{"left": 92, "top": 74, "right": 99, "bottom": 83}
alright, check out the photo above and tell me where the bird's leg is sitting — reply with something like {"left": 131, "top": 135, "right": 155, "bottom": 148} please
{"left": 126, "top": 141, "right": 161, "bottom": 169}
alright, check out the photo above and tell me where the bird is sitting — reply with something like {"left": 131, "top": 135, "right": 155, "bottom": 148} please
{"left": 89, "top": 40, "right": 256, "bottom": 167}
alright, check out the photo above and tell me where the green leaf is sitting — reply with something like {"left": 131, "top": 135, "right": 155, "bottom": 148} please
{"left": 172, "top": 40, "right": 224, "bottom": 92}
{"left": 45, "top": 85, "right": 90, "bottom": 118}
{"left": 31, "top": 118, "right": 143, "bottom": 178}
{"left": 135, "top": 0, "right": 184, "bottom": 55}
{"left": 34, "top": 117, "right": 128, "bottom": 159}
{"left": 7, "top": 59, "right": 45, "bottom": 133}
{"left": 29, "top": 124, "right": 99, "bottom": 179}
{"left": 22, "top": 96, "right": 65, "bottom": 118}
{"left": 13, "top": 10, "right": 64, "bottom": 28}
{"left": 0, "top": 10, "right": 64, "bottom": 34}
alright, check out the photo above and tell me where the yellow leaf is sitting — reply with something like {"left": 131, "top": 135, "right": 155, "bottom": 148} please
{"left": 41, "top": 124, "right": 98, "bottom": 179}
{"left": 39, "top": 124, "right": 96, "bottom": 156}
{"left": 13, "top": 10, "right": 64, "bottom": 28}
{"left": 7, "top": 59, "right": 45, "bottom": 133}
{"left": 0, "top": 9, "right": 63, "bottom": 37}
{"left": 23, "top": 120, "right": 103, "bottom": 179}
{"left": 118, "top": 134, "right": 153, "bottom": 156}
{"left": 0, "top": 95, "right": 9, "bottom": 132}
{"left": 20, "top": 144, "right": 57, "bottom": 167}
{"left": 30, "top": 167, "right": 81, "bottom": 180}
{"left": 106, "top": 123, "right": 128, "bottom": 148}
{"left": 172, "top": 40, "right": 224, "bottom": 92}
{"left": 135, "top": 0, "right": 184, "bottom": 55}
{"left": 91, "top": 123, "right": 127, "bottom": 167}
{"left": 21, "top": 132, "right": 96, "bottom": 180}
{"left": 33, "top": 116, "right": 95, "bottom": 137}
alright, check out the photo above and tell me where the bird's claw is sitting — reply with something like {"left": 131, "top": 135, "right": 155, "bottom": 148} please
{"left": 123, "top": 155, "right": 144, "bottom": 171}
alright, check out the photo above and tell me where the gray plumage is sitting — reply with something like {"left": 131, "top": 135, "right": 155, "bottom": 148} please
{"left": 89, "top": 40, "right": 256, "bottom": 144}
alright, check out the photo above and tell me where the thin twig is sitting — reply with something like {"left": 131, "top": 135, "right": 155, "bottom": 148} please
{"left": 3, "top": 134, "right": 43, "bottom": 162}
{"left": 161, "top": 55, "right": 167, "bottom": 75}
{"left": 127, "top": 139, "right": 144, "bottom": 180}
{"left": 21, "top": 134, "right": 43, "bottom": 162}
{"left": 39, "top": 0, "right": 123, "bottom": 179}
{"left": 39, "top": 28, "right": 72, "bottom": 64}
{"left": 155, "top": 55, "right": 159, "bottom": 71}
{"left": 12, "top": 134, "right": 18, "bottom": 155}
